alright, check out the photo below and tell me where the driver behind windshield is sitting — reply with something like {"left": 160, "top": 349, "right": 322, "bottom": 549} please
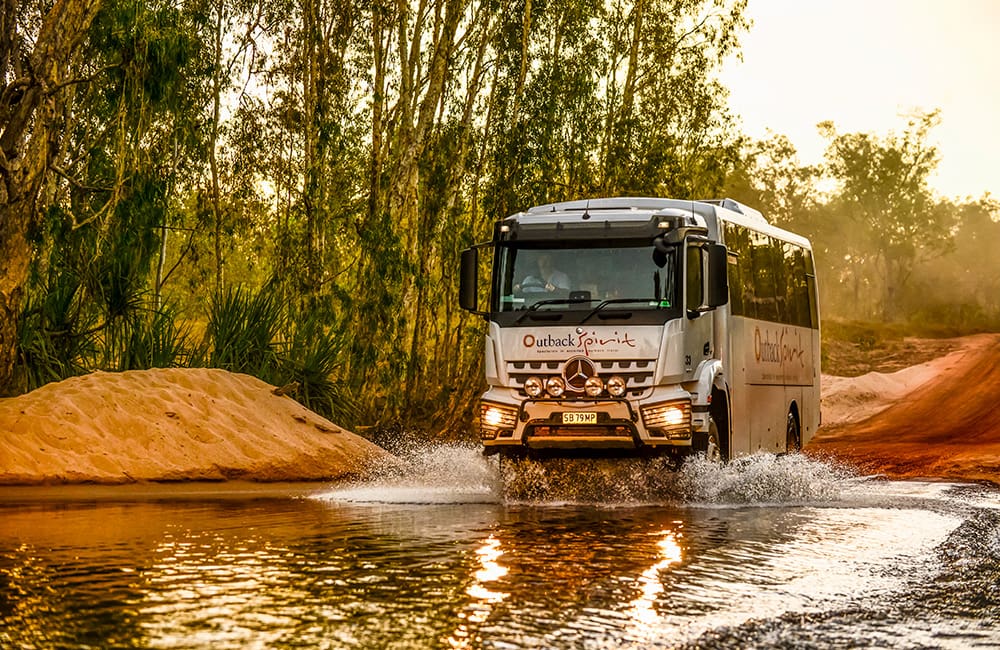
{"left": 515, "top": 253, "right": 570, "bottom": 293}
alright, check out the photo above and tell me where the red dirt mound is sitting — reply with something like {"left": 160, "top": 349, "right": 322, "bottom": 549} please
{"left": 807, "top": 334, "right": 1000, "bottom": 485}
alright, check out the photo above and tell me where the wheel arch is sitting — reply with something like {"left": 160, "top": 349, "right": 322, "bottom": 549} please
{"left": 709, "top": 381, "right": 731, "bottom": 460}
{"left": 690, "top": 360, "right": 731, "bottom": 460}
{"left": 785, "top": 399, "right": 802, "bottom": 452}
{"left": 788, "top": 399, "right": 801, "bottom": 426}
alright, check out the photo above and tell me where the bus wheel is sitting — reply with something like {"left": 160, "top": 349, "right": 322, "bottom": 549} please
{"left": 696, "top": 419, "right": 722, "bottom": 463}
{"left": 785, "top": 411, "right": 801, "bottom": 453}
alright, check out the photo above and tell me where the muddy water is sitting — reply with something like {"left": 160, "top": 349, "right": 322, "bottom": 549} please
{"left": 1, "top": 448, "right": 998, "bottom": 649}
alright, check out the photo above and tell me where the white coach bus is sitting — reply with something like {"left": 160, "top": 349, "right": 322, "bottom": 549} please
{"left": 459, "top": 197, "right": 820, "bottom": 461}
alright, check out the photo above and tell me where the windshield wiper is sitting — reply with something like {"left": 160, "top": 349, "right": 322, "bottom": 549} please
{"left": 514, "top": 298, "right": 598, "bottom": 324}
{"left": 578, "top": 298, "right": 652, "bottom": 325}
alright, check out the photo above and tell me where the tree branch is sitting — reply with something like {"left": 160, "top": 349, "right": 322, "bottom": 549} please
{"left": 50, "top": 163, "right": 113, "bottom": 193}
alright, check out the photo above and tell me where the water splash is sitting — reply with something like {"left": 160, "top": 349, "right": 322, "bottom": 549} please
{"left": 499, "top": 455, "right": 682, "bottom": 503}
{"left": 320, "top": 440, "right": 866, "bottom": 507}
{"left": 676, "top": 452, "right": 860, "bottom": 505}
{"left": 500, "top": 452, "right": 861, "bottom": 505}
{"left": 318, "top": 442, "right": 501, "bottom": 504}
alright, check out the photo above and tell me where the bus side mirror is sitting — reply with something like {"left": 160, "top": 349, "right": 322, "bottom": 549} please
{"left": 459, "top": 248, "right": 479, "bottom": 312}
{"left": 706, "top": 243, "right": 729, "bottom": 308}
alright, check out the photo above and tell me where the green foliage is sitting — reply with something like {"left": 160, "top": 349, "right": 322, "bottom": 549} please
{"left": 90, "top": 0, "right": 199, "bottom": 112}
{"left": 119, "top": 304, "right": 195, "bottom": 371}
{"left": 483, "top": 0, "right": 747, "bottom": 216}
{"left": 280, "top": 316, "right": 356, "bottom": 422}
{"left": 205, "top": 285, "right": 285, "bottom": 380}
{"left": 14, "top": 268, "right": 195, "bottom": 390}
{"left": 16, "top": 271, "right": 95, "bottom": 391}
{"left": 200, "top": 286, "right": 358, "bottom": 423}
{"left": 816, "top": 111, "right": 955, "bottom": 320}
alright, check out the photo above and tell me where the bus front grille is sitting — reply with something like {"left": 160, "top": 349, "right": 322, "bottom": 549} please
{"left": 506, "top": 359, "right": 655, "bottom": 398}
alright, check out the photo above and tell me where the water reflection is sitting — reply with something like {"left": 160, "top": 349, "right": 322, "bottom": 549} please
{"left": 469, "top": 535, "right": 508, "bottom": 602}
{"left": 139, "top": 531, "right": 306, "bottom": 648}
{"left": 626, "top": 530, "right": 683, "bottom": 630}
{"left": 0, "top": 475, "right": 991, "bottom": 649}
{"left": 450, "top": 535, "right": 509, "bottom": 648}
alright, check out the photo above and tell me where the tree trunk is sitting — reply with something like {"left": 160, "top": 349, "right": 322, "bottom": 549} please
{"left": 511, "top": 0, "right": 531, "bottom": 117}
{"left": 210, "top": 1, "right": 225, "bottom": 293}
{"left": 0, "top": 0, "right": 102, "bottom": 394}
{"left": 368, "top": 0, "right": 386, "bottom": 231}
{"left": 399, "top": 0, "right": 465, "bottom": 404}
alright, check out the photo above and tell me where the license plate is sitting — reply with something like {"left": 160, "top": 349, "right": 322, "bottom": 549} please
{"left": 562, "top": 412, "right": 597, "bottom": 425}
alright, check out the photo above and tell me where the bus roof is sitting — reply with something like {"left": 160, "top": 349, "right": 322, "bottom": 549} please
{"left": 511, "top": 197, "right": 811, "bottom": 249}
{"left": 520, "top": 197, "right": 772, "bottom": 226}
{"left": 522, "top": 197, "right": 715, "bottom": 221}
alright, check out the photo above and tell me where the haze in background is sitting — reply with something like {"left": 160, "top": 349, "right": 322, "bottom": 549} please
{"left": 720, "top": 0, "right": 1000, "bottom": 200}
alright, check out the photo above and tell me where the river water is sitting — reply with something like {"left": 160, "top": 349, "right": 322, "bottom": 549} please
{"left": 1, "top": 446, "right": 998, "bottom": 649}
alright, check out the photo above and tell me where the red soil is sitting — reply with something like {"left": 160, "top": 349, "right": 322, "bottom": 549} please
{"left": 806, "top": 335, "right": 1000, "bottom": 485}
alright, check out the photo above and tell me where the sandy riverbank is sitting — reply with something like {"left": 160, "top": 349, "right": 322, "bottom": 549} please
{"left": 0, "top": 368, "right": 392, "bottom": 485}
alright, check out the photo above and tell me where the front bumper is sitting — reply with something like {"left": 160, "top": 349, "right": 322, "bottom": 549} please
{"left": 480, "top": 388, "right": 698, "bottom": 454}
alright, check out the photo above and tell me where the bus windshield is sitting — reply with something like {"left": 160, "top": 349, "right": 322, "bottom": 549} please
{"left": 494, "top": 242, "right": 678, "bottom": 314}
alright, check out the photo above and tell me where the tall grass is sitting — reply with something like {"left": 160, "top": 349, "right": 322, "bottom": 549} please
{"left": 16, "top": 271, "right": 95, "bottom": 391}
{"left": 280, "top": 315, "right": 356, "bottom": 422}
{"left": 16, "top": 276, "right": 358, "bottom": 427}
{"left": 119, "top": 303, "right": 194, "bottom": 370}
{"left": 202, "top": 286, "right": 357, "bottom": 423}
{"left": 205, "top": 285, "right": 285, "bottom": 381}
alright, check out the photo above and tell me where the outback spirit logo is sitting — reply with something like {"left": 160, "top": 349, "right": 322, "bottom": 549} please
{"left": 522, "top": 330, "right": 637, "bottom": 357}
{"left": 753, "top": 326, "right": 805, "bottom": 367}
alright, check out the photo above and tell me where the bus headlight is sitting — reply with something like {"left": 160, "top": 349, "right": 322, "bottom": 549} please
{"left": 606, "top": 375, "right": 627, "bottom": 397}
{"left": 641, "top": 400, "right": 692, "bottom": 439}
{"left": 584, "top": 376, "right": 604, "bottom": 397}
{"left": 524, "top": 376, "right": 544, "bottom": 397}
{"left": 480, "top": 402, "right": 517, "bottom": 440}
{"left": 545, "top": 376, "right": 566, "bottom": 397}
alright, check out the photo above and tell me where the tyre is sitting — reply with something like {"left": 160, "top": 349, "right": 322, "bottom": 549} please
{"left": 693, "top": 418, "right": 723, "bottom": 463}
{"left": 785, "top": 411, "right": 801, "bottom": 453}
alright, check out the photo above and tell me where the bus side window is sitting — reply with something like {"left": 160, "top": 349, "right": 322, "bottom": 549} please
{"left": 734, "top": 225, "right": 755, "bottom": 318}
{"left": 805, "top": 250, "right": 820, "bottom": 328}
{"left": 726, "top": 250, "right": 742, "bottom": 314}
{"left": 786, "top": 244, "right": 809, "bottom": 327}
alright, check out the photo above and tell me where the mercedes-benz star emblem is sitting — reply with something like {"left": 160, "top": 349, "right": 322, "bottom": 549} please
{"left": 562, "top": 356, "right": 598, "bottom": 391}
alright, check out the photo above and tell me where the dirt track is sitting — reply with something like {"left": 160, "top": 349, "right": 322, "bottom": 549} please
{"left": 806, "top": 334, "right": 1000, "bottom": 485}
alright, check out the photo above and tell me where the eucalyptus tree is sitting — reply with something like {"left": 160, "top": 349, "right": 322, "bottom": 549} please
{"left": 256, "top": 0, "right": 366, "bottom": 299}
{"left": 598, "top": 0, "right": 748, "bottom": 197}
{"left": 819, "top": 111, "right": 955, "bottom": 321}
{"left": 352, "top": 0, "right": 503, "bottom": 418}
{"left": 886, "top": 195, "right": 1000, "bottom": 328}
{"left": 722, "top": 133, "right": 819, "bottom": 231}
{"left": 39, "top": 0, "right": 217, "bottom": 370}
{"left": 482, "top": 0, "right": 747, "bottom": 221}
{"left": 3, "top": 0, "right": 247, "bottom": 389}
{"left": 0, "top": 0, "right": 103, "bottom": 393}
{"left": 352, "top": 0, "right": 749, "bottom": 426}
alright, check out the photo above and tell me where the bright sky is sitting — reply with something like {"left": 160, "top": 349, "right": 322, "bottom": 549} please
{"left": 719, "top": 0, "right": 1000, "bottom": 200}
